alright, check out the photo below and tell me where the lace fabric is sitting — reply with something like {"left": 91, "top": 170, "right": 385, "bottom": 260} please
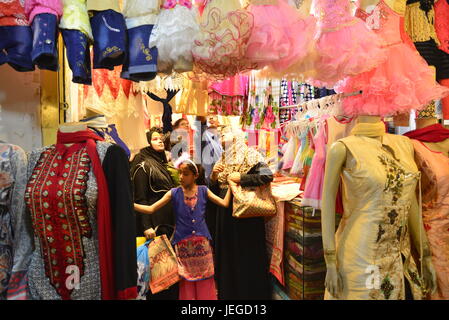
{"left": 312, "top": 0, "right": 354, "bottom": 30}
{"left": 149, "top": 2, "right": 200, "bottom": 74}
{"left": 310, "top": 0, "right": 386, "bottom": 88}
{"left": 245, "top": 0, "right": 318, "bottom": 72}
{"left": 335, "top": 0, "right": 449, "bottom": 116}
{"left": 192, "top": 0, "right": 256, "bottom": 78}
{"left": 405, "top": 1, "right": 439, "bottom": 43}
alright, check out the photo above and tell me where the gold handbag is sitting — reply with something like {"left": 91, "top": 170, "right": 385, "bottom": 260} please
{"left": 230, "top": 149, "right": 277, "bottom": 218}
{"left": 231, "top": 183, "right": 277, "bottom": 218}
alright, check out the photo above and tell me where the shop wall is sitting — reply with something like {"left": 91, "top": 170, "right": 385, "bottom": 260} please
{"left": 0, "top": 66, "right": 42, "bottom": 151}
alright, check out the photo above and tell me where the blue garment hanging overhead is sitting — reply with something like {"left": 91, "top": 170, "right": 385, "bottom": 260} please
{"left": 147, "top": 89, "right": 179, "bottom": 134}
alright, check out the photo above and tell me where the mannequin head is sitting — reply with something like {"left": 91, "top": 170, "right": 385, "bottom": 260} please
{"left": 59, "top": 122, "right": 88, "bottom": 133}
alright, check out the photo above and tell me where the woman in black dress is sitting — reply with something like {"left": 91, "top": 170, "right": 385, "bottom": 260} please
{"left": 210, "top": 127, "right": 273, "bottom": 300}
{"left": 130, "top": 127, "right": 178, "bottom": 299}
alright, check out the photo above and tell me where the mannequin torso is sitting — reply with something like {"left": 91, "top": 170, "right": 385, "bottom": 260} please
{"left": 321, "top": 115, "right": 437, "bottom": 300}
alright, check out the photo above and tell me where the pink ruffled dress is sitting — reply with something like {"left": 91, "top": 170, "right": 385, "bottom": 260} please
{"left": 310, "top": 0, "right": 386, "bottom": 88}
{"left": 301, "top": 116, "right": 328, "bottom": 209}
{"left": 335, "top": 0, "right": 449, "bottom": 117}
{"left": 245, "top": 0, "right": 317, "bottom": 72}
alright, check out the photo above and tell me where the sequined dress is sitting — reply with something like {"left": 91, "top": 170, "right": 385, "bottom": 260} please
{"left": 326, "top": 134, "right": 424, "bottom": 300}
{"left": 0, "top": 143, "right": 27, "bottom": 300}
{"left": 22, "top": 141, "right": 136, "bottom": 300}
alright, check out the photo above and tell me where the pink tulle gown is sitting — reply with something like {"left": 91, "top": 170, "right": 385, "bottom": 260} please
{"left": 310, "top": 0, "right": 386, "bottom": 89}
{"left": 244, "top": 0, "right": 317, "bottom": 72}
{"left": 335, "top": 0, "right": 449, "bottom": 117}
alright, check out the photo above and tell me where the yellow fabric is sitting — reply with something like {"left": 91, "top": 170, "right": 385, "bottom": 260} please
{"left": 176, "top": 75, "right": 209, "bottom": 116}
{"left": 405, "top": 1, "right": 439, "bottom": 44}
{"left": 87, "top": 0, "right": 121, "bottom": 12}
{"left": 358, "top": 0, "right": 405, "bottom": 16}
{"left": 59, "top": 0, "right": 93, "bottom": 39}
{"left": 326, "top": 134, "right": 424, "bottom": 300}
{"left": 350, "top": 121, "right": 386, "bottom": 137}
{"left": 122, "top": 0, "right": 161, "bottom": 28}
{"left": 136, "top": 237, "right": 146, "bottom": 247}
{"left": 253, "top": 0, "right": 317, "bottom": 81}
{"left": 384, "top": 0, "right": 406, "bottom": 16}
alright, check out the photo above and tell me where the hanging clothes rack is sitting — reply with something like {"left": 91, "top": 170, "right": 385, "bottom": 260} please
{"left": 278, "top": 90, "right": 362, "bottom": 110}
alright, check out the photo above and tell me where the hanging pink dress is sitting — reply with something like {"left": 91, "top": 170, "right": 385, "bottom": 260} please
{"left": 335, "top": 0, "right": 449, "bottom": 117}
{"left": 245, "top": 0, "right": 317, "bottom": 72}
{"left": 302, "top": 115, "right": 355, "bottom": 209}
{"left": 208, "top": 74, "right": 249, "bottom": 116}
{"left": 411, "top": 139, "right": 449, "bottom": 300}
{"left": 301, "top": 116, "right": 328, "bottom": 208}
{"left": 310, "top": 0, "right": 386, "bottom": 88}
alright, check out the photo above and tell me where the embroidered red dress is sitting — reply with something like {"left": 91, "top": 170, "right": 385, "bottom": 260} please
{"left": 23, "top": 132, "right": 137, "bottom": 300}
{"left": 25, "top": 143, "right": 93, "bottom": 300}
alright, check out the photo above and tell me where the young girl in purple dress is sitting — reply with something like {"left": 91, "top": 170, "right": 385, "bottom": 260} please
{"left": 134, "top": 157, "right": 233, "bottom": 300}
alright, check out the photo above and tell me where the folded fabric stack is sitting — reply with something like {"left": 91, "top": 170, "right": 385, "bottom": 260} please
{"left": 283, "top": 204, "right": 325, "bottom": 300}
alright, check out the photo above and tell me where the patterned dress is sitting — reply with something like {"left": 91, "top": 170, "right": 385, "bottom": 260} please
{"left": 412, "top": 139, "right": 449, "bottom": 300}
{"left": 0, "top": 143, "right": 27, "bottom": 300}
{"left": 24, "top": 142, "right": 111, "bottom": 300}
{"left": 325, "top": 134, "right": 424, "bottom": 300}
{"left": 172, "top": 186, "right": 214, "bottom": 281}
{"left": 21, "top": 141, "right": 136, "bottom": 300}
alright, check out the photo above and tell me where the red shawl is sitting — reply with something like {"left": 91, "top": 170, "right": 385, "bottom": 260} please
{"left": 403, "top": 123, "right": 449, "bottom": 143}
{"left": 57, "top": 130, "right": 115, "bottom": 300}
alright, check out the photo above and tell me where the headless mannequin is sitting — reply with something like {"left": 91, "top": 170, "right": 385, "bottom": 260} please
{"left": 321, "top": 115, "right": 437, "bottom": 298}
{"left": 415, "top": 117, "right": 449, "bottom": 156}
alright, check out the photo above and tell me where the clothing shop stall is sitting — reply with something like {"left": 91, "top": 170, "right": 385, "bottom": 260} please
{"left": 2, "top": 0, "right": 449, "bottom": 302}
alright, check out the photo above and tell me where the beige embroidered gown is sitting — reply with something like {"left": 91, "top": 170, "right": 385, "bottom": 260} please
{"left": 325, "top": 134, "right": 424, "bottom": 300}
